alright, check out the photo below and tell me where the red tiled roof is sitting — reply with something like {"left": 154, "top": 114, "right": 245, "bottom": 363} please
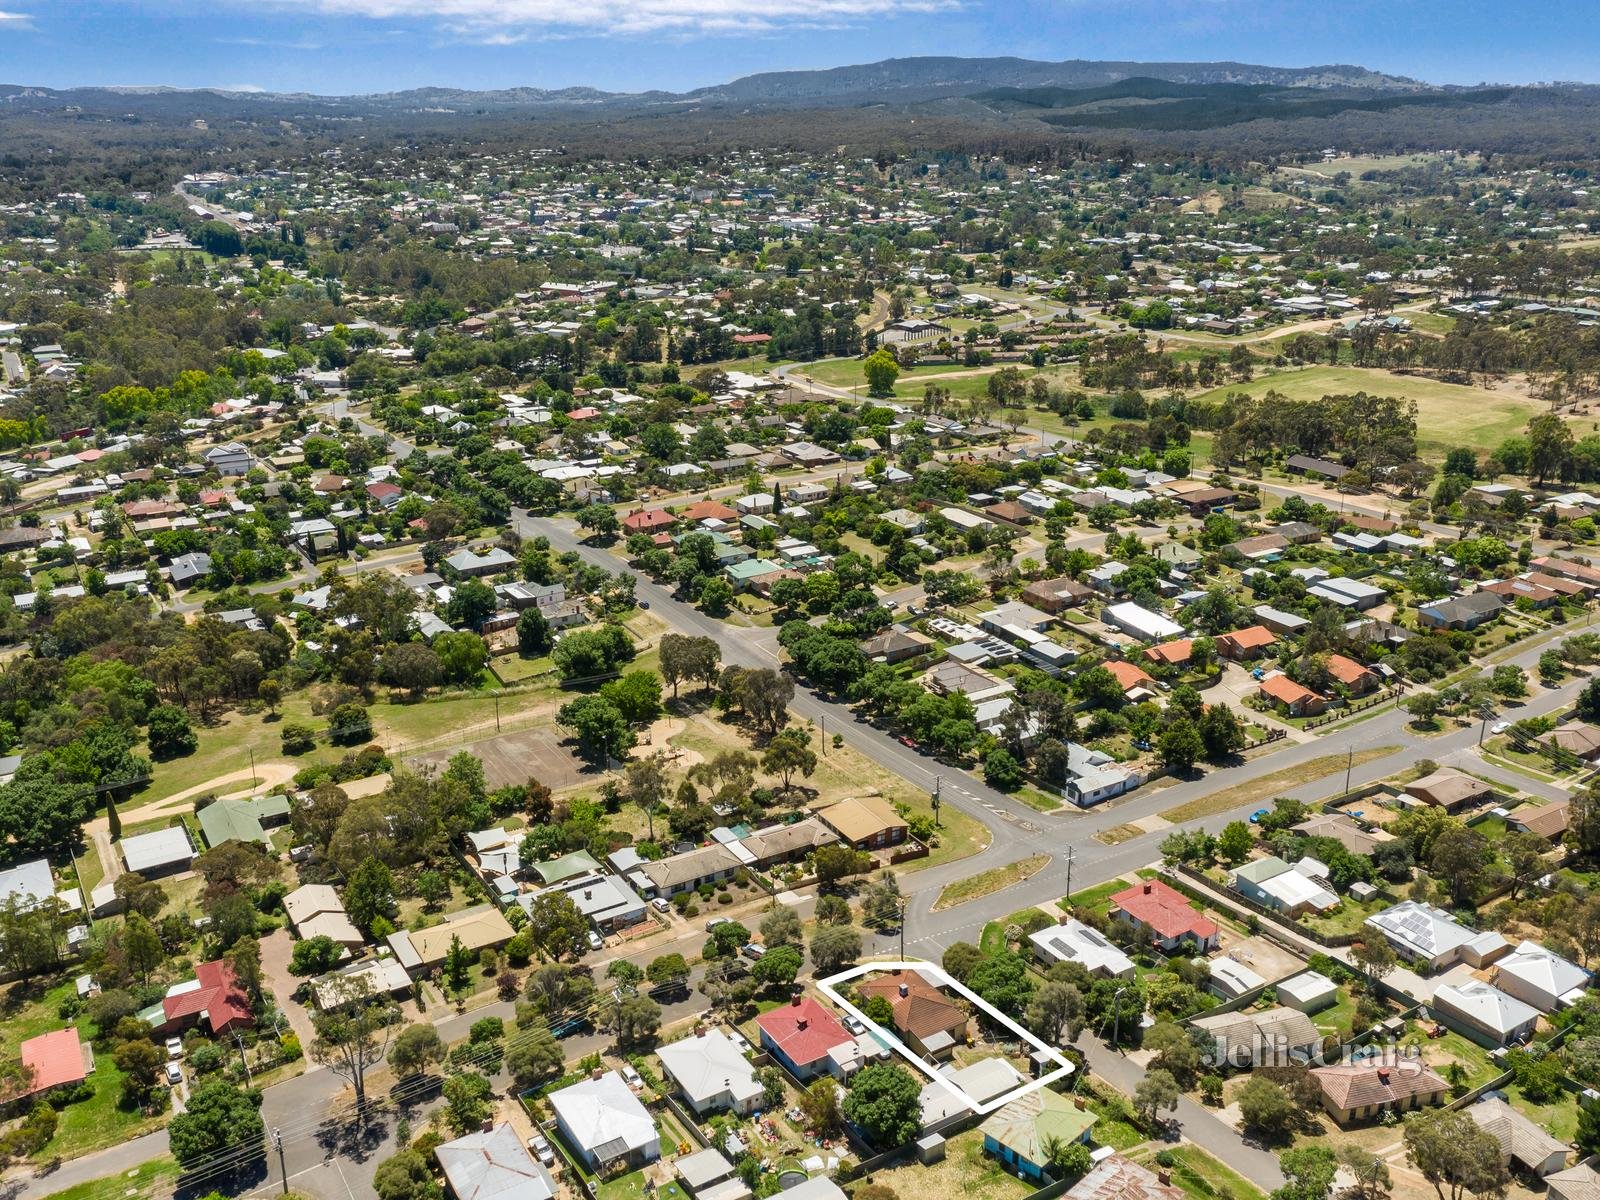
{"left": 1259, "top": 674, "right": 1319, "bottom": 705}
{"left": 1325, "top": 653, "right": 1375, "bottom": 685}
{"left": 567, "top": 407, "right": 601, "bottom": 420}
{"left": 366, "top": 481, "right": 403, "bottom": 499}
{"left": 1110, "top": 880, "right": 1218, "bottom": 942}
{"left": 622, "top": 508, "right": 676, "bottom": 531}
{"left": 163, "top": 959, "right": 253, "bottom": 1033}
{"left": 757, "top": 996, "right": 851, "bottom": 1067}
{"left": 19, "top": 1029, "right": 88, "bottom": 1095}
{"left": 1106, "top": 660, "right": 1155, "bottom": 692}
{"left": 1143, "top": 639, "right": 1193, "bottom": 666}
{"left": 681, "top": 501, "right": 739, "bottom": 522}
{"left": 1220, "top": 625, "right": 1276, "bottom": 650}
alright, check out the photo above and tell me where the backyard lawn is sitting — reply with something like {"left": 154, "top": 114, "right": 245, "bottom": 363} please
{"left": 863, "top": 1128, "right": 1033, "bottom": 1200}
{"left": 1508, "top": 1082, "right": 1581, "bottom": 1144}
{"left": 597, "top": 1170, "right": 688, "bottom": 1200}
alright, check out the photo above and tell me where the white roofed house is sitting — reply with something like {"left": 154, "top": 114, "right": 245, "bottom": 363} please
{"left": 1431, "top": 980, "right": 1539, "bottom": 1046}
{"left": 1492, "top": 940, "right": 1591, "bottom": 1012}
{"left": 655, "top": 1029, "right": 764, "bottom": 1115}
{"left": 1103, "top": 601, "right": 1185, "bottom": 643}
{"left": 1028, "top": 920, "right": 1136, "bottom": 980}
{"left": 438, "top": 1122, "right": 557, "bottom": 1200}
{"left": 549, "top": 1070, "right": 660, "bottom": 1171}
{"left": 1229, "top": 856, "right": 1339, "bottom": 917}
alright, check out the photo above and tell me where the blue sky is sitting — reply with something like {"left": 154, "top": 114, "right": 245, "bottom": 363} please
{"left": 2, "top": 0, "right": 1598, "bottom": 95}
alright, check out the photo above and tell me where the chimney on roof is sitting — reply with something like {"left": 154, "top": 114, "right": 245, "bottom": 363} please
{"left": 591, "top": 1067, "right": 604, "bottom": 1081}
{"left": 1158, "top": 1171, "right": 1172, "bottom": 1187}
{"left": 898, "top": 983, "right": 909, "bottom": 998}
{"left": 797, "top": 1018, "right": 808, "bottom": 1031}
{"left": 791, "top": 995, "right": 802, "bottom": 1006}
{"left": 1377, "top": 1068, "right": 1390, "bottom": 1084}
{"left": 1143, "top": 881, "right": 1153, "bottom": 894}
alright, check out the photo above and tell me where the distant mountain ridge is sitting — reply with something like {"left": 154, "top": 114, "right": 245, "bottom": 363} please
{"left": 0, "top": 54, "right": 1423, "bottom": 113}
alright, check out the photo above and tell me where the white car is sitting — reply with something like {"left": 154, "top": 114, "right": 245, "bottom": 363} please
{"left": 620, "top": 1064, "right": 644, "bottom": 1089}
{"left": 651, "top": 897, "right": 671, "bottom": 913}
{"left": 706, "top": 916, "right": 730, "bottom": 932}
{"left": 165, "top": 1037, "right": 183, "bottom": 1061}
{"left": 527, "top": 1134, "right": 556, "bottom": 1167}
{"left": 586, "top": 931, "right": 603, "bottom": 952}
{"left": 1491, "top": 720, "right": 1510, "bottom": 734}
{"left": 165, "top": 1062, "right": 183, "bottom": 1086}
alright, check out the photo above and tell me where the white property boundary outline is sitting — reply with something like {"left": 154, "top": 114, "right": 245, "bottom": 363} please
{"left": 815, "top": 959, "right": 1075, "bottom": 1117}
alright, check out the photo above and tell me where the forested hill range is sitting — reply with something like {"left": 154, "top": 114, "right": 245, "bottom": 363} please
{"left": 0, "top": 55, "right": 1421, "bottom": 115}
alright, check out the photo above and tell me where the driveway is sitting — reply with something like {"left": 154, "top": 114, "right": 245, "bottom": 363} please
{"left": 260, "top": 928, "right": 320, "bottom": 1050}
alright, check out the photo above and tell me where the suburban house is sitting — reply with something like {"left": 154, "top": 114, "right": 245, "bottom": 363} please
{"left": 197, "top": 794, "right": 290, "bottom": 848}
{"left": 1493, "top": 940, "right": 1591, "bottom": 1012}
{"left": 1544, "top": 724, "right": 1600, "bottom": 760}
{"left": 857, "top": 970, "right": 968, "bottom": 1060}
{"left": 1229, "top": 856, "right": 1339, "bottom": 916}
{"left": 1292, "top": 814, "right": 1384, "bottom": 857}
{"left": 861, "top": 628, "right": 934, "bottom": 664}
{"left": 202, "top": 442, "right": 254, "bottom": 476}
{"left": 1108, "top": 880, "right": 1220, "bottom": 952}
{"left": 1403, "top": 770, "right": 1491, "bottom": 811}
{"left": 16, "top": 1029, "right": 93, "bottom": 1102}
{"left": 1326, "top": 653, "right": 1379, "bottom": 694}
{"left": 632, "top": 843, "right": 742, "bottom": 898}
{"left": 1548, "top": 1165, "right": 1600, "bottom": 1200}
{"left": 674, "top": 1147, "right": 746, "bottom": 1200}
{"left": 1215, "top": 626, "right": 1277, "bottom": 661}
{"left": 1506, "top": 799, "right": 1570, "bottom": 842}
{"left": 149, "top": 959, "right": 253, "bottom": 1036}
{"left": 438, "top": 1123, "right": 557, "bottom": 1200}
{"left": 756, "top": 996, "right": 858, "bottom": 1081}
{"left": 1431, "top": 981, "right": 1539, "bottom": 1046}
{"left": 815, "top": 795, "right": 907, "bottom": 851}
{"left": 386, "top": 905, "right": 515, "bottom": 975}
{"left": 1418, "top": 592, "right": 1507, "bottom": 630}
{"left": 979, "top": 1086, "right": 1096, "bottom": 1182}
{"left": 119, "top": 826, "right": 195, "bottom": 878}
{"left": 1257, "top": 672, "right": 1326, "bottom": 717}
{"left": 549, "top": 1070, "right": 660, "bottom": 1171}
{"left": 1103, "top": 602, "right": 1185, "bottom": 644}
{"left": 1063, "top": 1154, "right": 1186, "bottom": 1200}
{"left": 1310, "top": 1055, "right": 1450, "bottom": 1124}
{"left": 1364, "top": 901, "right": 1500, "bottom": 971}
{"left": 1190, "top": 1007, "right": 1319, "bottom": 1068}
{"left": 282, "top": 883, "right": 364, "bottom": 950}
{"left": 1028, "top": 920, "right": 1136, "bottom": 979}
{"left": 656, "top": 1029, "right": 763, "bottom": 1116}
{"left": 1468, "top": 1097, "right": 1570, "bottom": 1176}
{"left": 1021, "top": 577, "right": 1093, "bottom": 613}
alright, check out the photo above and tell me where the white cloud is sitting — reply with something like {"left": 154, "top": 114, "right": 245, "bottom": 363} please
{"left": 260, "top": 0, "right": 956, "bottom": 38}
{"left": 0, "top": 9, "right": 34, "bottom": 26}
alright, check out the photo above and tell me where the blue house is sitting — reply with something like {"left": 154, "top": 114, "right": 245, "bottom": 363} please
{"left": 979, "top": 1088, "right": 1097, "bottom": 1181}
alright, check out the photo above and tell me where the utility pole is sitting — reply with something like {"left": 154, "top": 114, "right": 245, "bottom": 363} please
{"left": 1479, "top": 702, "right": 1495, "bottom": 747}
{"left": 494, "top": 694, "right": 501, "bottom": 732}
{"left": 274, "top": 1128, "right": 288, "bottom": 1195}
{"left": 820, "top": 714, "right": 826, "bottom": 755}
{"left": 932, "top": 775, "right": 942, "bottom": 827}
{"left": 1343, "top": 744, "right": 1354, "bottom": 796}
{"left": 1111, "top": 986, "right": 1127, "bottom": 1050}
{"left": 898, "top": 897, "right": 908, "bottom": 961}
{"left": 1063, "top": 846, "right": 1075, "bottom": 901}
{"left": 248, "top": 747, "right": 257, "bottom": 788}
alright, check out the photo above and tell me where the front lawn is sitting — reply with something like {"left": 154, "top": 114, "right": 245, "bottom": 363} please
{"left": 1127, "top": 1145, "right": 1268, "bottom": 1200}
{"left": 1059, "top": 881, "right": 1127, "bottom": 917}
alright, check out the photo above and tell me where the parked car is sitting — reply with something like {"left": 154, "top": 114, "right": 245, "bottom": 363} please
{"left": 620, "top": 1064, "right": 643, "bottom": 1089}
{"left": 741, "top": 943, "right": 766, "bottom": 960}
{"left": 528, "top": 1134, "right": 556, "bottom": 1167}
{"left": 1248, "top": 808, "right": 1271, "bottom": 823}
{"left": 165, "top": 1037, "right": 183, "bottom": 1061}
{"left": 706, "top": 916, "right": 730, "bottom": 931}
{"left": 586, "top": 930, "right": 603, "bottom": 951}
{"left": 843, "top": 1015, "right": 866, "bottom": 1035}
{"left": 725, "top": 1027, "right": 752, "bottom": 1054}
{"left": 651, "top": 897, "right": 671, "bottom": 913}
{"left": 639, "top": 600, "right": 650, "bottom": 609}
{"left": 1491, "top": 720, "right": 1510, "bottom": 734}
{"left": 165, "top": 1062, "right": 183, "bottom": 1086}
{"left": 897, "top": 735, "right": 917, "bottom": 748}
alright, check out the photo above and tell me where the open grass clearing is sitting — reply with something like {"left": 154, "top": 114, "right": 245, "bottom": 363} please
{"left": 1159, "top": 747, "right": 1401, "bottom": 823}
{"left": 38, "top": 1157, "right": 181, "bottom": 1200}
{"left": 934, "top": 854, "right": 1051, "bottom": 911}
{"left": 1188, "top": 365, "right": 1543, "bottom": 460}
{"left": 1060, "top": 880, "right": 1129, "bottom": 916}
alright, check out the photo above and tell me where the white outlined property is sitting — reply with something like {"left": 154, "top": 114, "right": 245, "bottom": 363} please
{"left": 815, "top": 959, "right": 1075, "bottom": 1115}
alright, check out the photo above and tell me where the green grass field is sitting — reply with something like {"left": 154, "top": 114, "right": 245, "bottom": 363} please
{"left": 1188, "top": 366, "right": 1543, "bottom": 460}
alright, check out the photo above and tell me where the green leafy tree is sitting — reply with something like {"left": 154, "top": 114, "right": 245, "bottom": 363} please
{"left": 388, "top": 1024, "right": 445, "bottom": 1078}
{"left": 168, "top": 1080, "right": 264, "bottom": 1168}
{"left": 863, "top": 349, "right": 901, "bottom": 398}
{"left": 344, "top": 857, "right": 396, "bottom": 935}
{"left": 146, "top": 704, "right": 197, "bottom": 760}
{"left": 841, "top": 1063, "right": 921, "bottom": 1148}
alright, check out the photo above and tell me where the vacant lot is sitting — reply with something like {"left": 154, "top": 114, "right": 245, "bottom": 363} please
{"left": 410, "top": 723, "right": 591, "bottom": 791}
{"left": 1160, "top": 746, "right": 1400, "bottom": 823}
{"left": 1189, "top": 366, "right": 1543, "bottom": 459}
